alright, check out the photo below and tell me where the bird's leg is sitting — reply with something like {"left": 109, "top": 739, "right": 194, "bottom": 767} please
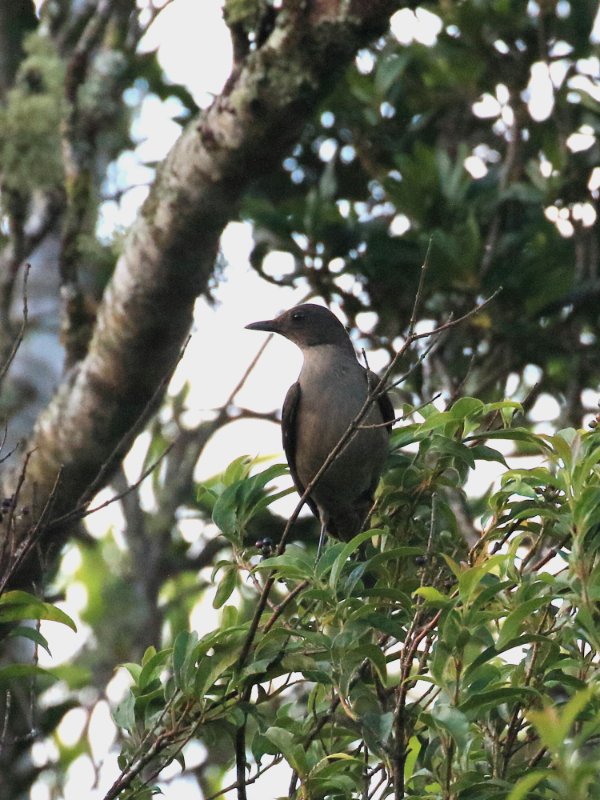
{"left": 316, "top": 519, "right": 327, "bottom": 560}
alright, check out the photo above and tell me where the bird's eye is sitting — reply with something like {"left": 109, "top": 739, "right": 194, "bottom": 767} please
{"left": 291, "top": 311, "right": 305, "bottom": 322}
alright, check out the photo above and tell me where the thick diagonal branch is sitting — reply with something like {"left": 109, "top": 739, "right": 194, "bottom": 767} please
{"left": 1, "top": 1, "right": 402, "bottom": 585}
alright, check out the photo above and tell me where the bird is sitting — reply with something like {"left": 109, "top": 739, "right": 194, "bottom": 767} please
{"left": 245, "top": 303, "right": 394, "bottom": 556}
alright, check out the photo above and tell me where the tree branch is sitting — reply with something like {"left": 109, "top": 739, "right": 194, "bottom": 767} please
{"left": 1, "top": 2, "right": 403, "bottom": 587}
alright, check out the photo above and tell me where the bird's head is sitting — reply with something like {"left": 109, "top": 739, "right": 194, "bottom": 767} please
{"left": 245, "top": 303, "right": 353, "bottom": 350}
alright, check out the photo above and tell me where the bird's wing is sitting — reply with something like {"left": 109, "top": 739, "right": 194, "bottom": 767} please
{"left": 366, "top": 370, "right": 395, "bottom": 433}
{"left": 281, "top": 381, "right": 320, "bottom": 519}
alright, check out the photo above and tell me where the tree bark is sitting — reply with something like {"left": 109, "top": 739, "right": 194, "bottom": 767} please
{"left": 1, "top": 0, "right": 402, "bottom": 585}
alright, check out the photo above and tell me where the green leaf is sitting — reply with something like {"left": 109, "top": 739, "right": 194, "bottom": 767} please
{"left": 112, "top": 691, "right": 136, "bottom": 734}
{"left": 121, "top": 662, "right": 142, "bottom": 682}
{"left": 413, "top": 586, "right": 452, "bottom": 606}
{"left": 459, "top": 686, "right": 540, "bottom": 715}
{"left": 280, "top": 653, "right": 330, "bottom": 681}
{"left": 352, "top": 643, "right": 387, "bottom": 683}
{"left": 375, "top": 52, "right": 410, "bottom": 94}
{"left": 465, "top": 579, "right": 513, "bottom": 619}
{"left": 404, "top": 735, "right": 421, "bottom": 784}
{"left": 361, "top": 611, "right": 406, "bottom": 639}
{"left": 361, "top": 711, "right": 393, "bottom": 748}
{"left": 360, "top": 546, "right": 423, "bottom": 580}
{"left": 213, "top": 566, "right": 238, "bottom": 609}
{"left": 429, "top": 435, "right": 475, "bottom": 468}
{"left": 418, "top": 411, "right": 456, "bottom": 433}
{"left": 307, "top": 753, "right": 360, "bottom": 796}
{"left": 264, "top": 726, "right": 309, "bottom": 776}
{"left": 251, "top": 731, "right": 274, "bottom": 766}
{"left": 141, "top": 645, "right": 157, "bottom": 665}
{"left": 212, "top": 462, "right": 290, "bottom": 539}
{"left": 574, "top": 486, "right": 600, "bottom": 534}
{"left": 449, "top": 397, "right": 484, "bottom": 419}
{"left": 556, "top": 687, "right": 594, "bottom": 742}
{"left": 138, "top": 648, "right": 171, "bottom": 692}
{"left": 172, "top": 631, "right": 197, "bottom": 694}
{"left": 528, "top": 687, "right": 593, "bottom": 754}
{"left": 548, "top": 428, "right": 577, "bottom": 467}
{"left": 426, "top": 702, "right": 469, "bottom": 751}
{"left": 0, "top": 590, "right": 77, "bottom": 631}
{"left": 223, "top": 455, "right": 253, "bottom": 485}
{"left": 307, "top": 775, "right": 357, "bottom": 796}
{"left": 505, "top": 771, "right": 548, "bottom": 800}
{"left": 469, "top": 444, "right": 507, "bottom": 466}
{"left": 482, "top": 401, "right": 523, "bottom": 419}
{"left": 497, "top": 597, "right": 550, "bottom": 648}
{"left": 254, "top": 548, "right": 314, "bottom": 580}
{"left": 7, "top": 625, "right": 51, "bottom": 656}
{"left": 457, "top": 554, "right": 510, "bottom": 601}
{"left": 212, "top": 482, "right": 243, "bottom": 538}
{"left": 329, "top": 529, "right": 380, "bottom": 590}
{"left": 464, "top": 634, "right": 554, "bottom": 678}
{"left": 221, "top": 604, "right": 238, "bottom": 629}
{"left": 195, "top": 647, "right": 240, "bottom": 698}
{"left": 0, "top": 664, "right": 56, "bottom": 686}
{"left": 389, "top": 424, "right": 421, "bottom": 449}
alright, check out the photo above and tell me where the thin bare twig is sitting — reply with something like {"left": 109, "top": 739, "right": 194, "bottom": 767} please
{"left": 0, "top": 691, "right": 11, "bottom": 754}
{"left": 138, "top": 0, "right": 178, "bottom": 36}
{"left": 0, "top": 434, "right": 21, "bottom": 466}
{"left": 408, "top": 236, "right": 433, "bottom": 337}
{"left": 0, "top": 447, "right": 35, "bottom": 583}
{"left": 102, "top": 692, "right": 184, "bottom": 800}
{"left": 203, "top": 756, "right": 283, "bottom": 800}
{"left": 264, "top": 580, "right": 309, "bottom": 634}
{"left": 358, "top": 393, "right": 442, "bottom": 430}
{"left": 0, "top": 263, "right": 30, "bottom": 385}
{"left": 0, "top": 462, "right": 63, "bottom": 595}
{"left": 49, "top": 443, "right": 174, "bottom": 530}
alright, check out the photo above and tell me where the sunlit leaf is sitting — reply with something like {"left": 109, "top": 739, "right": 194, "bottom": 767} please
{"left": 0, "top": 590, "right": 76, "bottom": 631}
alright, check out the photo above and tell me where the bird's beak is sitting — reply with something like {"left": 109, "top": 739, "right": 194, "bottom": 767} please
{"left": 245, "top": 318, "right": 280, "bottom": 333}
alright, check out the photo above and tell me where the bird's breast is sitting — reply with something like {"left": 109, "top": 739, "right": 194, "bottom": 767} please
{"left": 294, "top": 350, "right": 388, "bottom": 498}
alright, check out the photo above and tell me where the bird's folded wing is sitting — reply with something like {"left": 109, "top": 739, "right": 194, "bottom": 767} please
{"left": 366, "top": 370, "right": 395, "bottom": 433}
{"left": 281, "top": 381, "right": 320, "bottom": 519}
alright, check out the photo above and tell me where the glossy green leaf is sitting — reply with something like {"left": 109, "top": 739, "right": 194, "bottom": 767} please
{"left": 264, "top": 726, "right": 309, "bottom": 776}
{"left": 173, "top": 630, "right": 198, "bottom": 692}
{"left": 413, "top": 586, "right": 452, "bottom": 606}
{"left": 213, "top": 565, "right": 238, "bottom": 609}
{"left": 329, "top": 529, "right": 380, "bottom": 590}
{"left": 0, "top": 590, "right": 76, "bottom": 631}
{"left": 194, "top": 647, "right": 240, "bottom": 698}
{"left": 460, "top": 686, "right": 540, "bottom": 715}
{"left": 496, "top": 597, "right": 551, "bottom": 648}
{"left": 449, "top": 396, "right": 484, "bottom": 419}
{"left": 138, "top": 647, "right": 171, "bottom": 692}
{"left": 112, "top": 691, "right": 136, "bottom": 734}
{"left": 7, "top": 625, "right": 51, "bottom": 655}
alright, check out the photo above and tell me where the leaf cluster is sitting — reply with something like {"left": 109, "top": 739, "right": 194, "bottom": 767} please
{"left": 241, "top": 1, "right": 600, "bottom": 420}
{"left": 107, "top": 399, "right": 600, "bottom": 799}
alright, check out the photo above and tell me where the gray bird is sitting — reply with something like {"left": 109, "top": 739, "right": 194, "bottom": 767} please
{"left": 246, "top": 303, "right": 394, "bottom": 555}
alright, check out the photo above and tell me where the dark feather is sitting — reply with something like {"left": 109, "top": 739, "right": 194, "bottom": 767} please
{"left": 366, "top": 369, "right": 395, "bottom": 432}
{"left": 281, "top": 381, "right": 320, "bottom": 519}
